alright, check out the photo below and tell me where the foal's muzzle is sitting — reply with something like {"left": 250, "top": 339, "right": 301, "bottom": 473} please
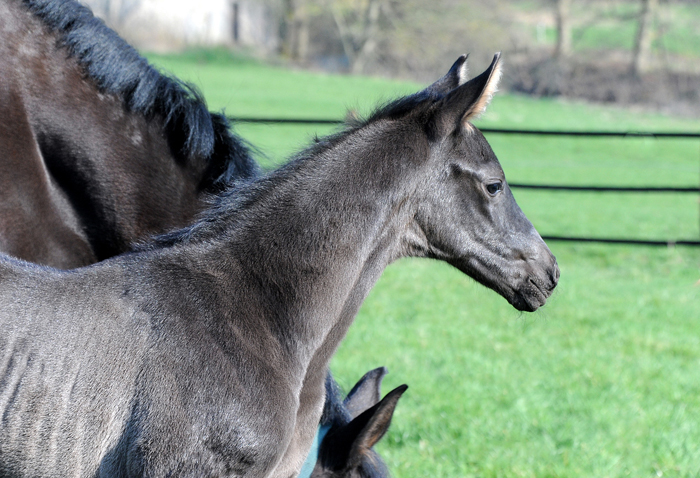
{"left": 511, "top": 256, "right": 559, "bottom": 312}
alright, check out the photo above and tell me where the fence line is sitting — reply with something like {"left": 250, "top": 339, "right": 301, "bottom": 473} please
{"left": 480, "top": 128, "right": 700, "bottom": 138}
{"left": 232, "top": 117, "right": 342, "bottom": 125}
{"left": 231, "top": 116, "right": 700, "bottom": 247}
{"left": 229, "top": 116, "right": 700, "bottom": 139}
{"left": 509, "top": 183, "right": 700, "bottom": 193}
{"left": 542, "top": 236, "right": 700, "bottom": 247}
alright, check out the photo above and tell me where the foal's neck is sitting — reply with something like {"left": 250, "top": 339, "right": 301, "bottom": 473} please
{"left": 218, "top": 124, "right": 420, "bottom": 366}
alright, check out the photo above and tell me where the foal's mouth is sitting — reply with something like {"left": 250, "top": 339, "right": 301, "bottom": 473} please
{"left": 511, "top": 283, "right": 549, "bottom": 312}
{"left": 450, "top": 256, "right": 558, "bottom": 312}
{"left": 510, "top": 272, "right": 558, "bottom": 312}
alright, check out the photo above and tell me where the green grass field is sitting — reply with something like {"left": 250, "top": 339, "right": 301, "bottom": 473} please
{"left": 149, "top": 50, "right": 700, "bottom": 477}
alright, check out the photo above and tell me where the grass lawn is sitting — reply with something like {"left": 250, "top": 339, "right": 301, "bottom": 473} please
{"left": 149, "top": 51, "right": 700, "bottom": 477}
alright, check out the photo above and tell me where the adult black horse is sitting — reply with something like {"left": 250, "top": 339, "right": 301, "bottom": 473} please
{"left": 0, "top": 52, "right": 558, "bottom": 476}
{"left": 0, "top": 0, "right": 257, "bottom": 269}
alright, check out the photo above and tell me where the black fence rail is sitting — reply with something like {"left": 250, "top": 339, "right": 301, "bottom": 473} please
{"left": 229, "top": 116, "right": 700, "bottom": 139}
{"left": 230, "top": 116, "right": 700, "bottom": 247}
{"left": 508, "top": 184, "right": 700, "bottom": 193}
{"left": 541, "top": 236, "right": 700, "bottom": 247}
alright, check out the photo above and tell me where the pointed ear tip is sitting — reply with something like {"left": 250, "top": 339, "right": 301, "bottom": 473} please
{"left": 367, "top": 366, "right": 388, "bottom": 379}
{"left": 392, "top": 384, "right": 409, "bottom": 396}
{"left": 456, "top": 54, "right": 469, "bottom": 67}
{"left": 448, "top": 55, "right": 468, "bottom": 72}
{"left": 488, "top": 54, "right": 504, "bottom": 85}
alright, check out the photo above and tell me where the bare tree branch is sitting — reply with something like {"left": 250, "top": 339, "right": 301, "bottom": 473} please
{"left": 631, "top": 0, "right": 658, "bottom": 75}
{"left": 554, "top": 0, "right": 572, "bottom": 58}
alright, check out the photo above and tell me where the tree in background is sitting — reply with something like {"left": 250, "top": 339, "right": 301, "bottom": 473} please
{"left": 328, "top": 0, "right": 384, "bottom": 75}
{"left": 279, "top": 0, "right": 312, "bottom": 61}
{"left": 631, "top": 0, "right": 658, "bottom": 75}
{"left": 360, "top": 0, "right": 507, "bottom": 79}
{"left": 88, "top": 0, "right": 141, "bottom": 27}
{"left": 553, "top": 0, "right": 572, "bottom": 58}
{"left": 276, "top": 0, "right": 508, "bottom": 79}
{"left": 271, "top": 0, "right": 698, "bottom": 114}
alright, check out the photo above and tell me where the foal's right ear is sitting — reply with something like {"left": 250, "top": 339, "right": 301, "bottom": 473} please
{"left": 429, "top": 53, "right": 502, "bottom": 138}
{"left": 344, "top": 367, "right": 388, "bottom": 419}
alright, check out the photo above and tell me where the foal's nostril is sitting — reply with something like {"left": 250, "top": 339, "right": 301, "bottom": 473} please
{"left": 550, "top": 262, "right": 560, "bottom": 285}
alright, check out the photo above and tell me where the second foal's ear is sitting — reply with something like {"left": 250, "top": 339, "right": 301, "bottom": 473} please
{"left": 430, "top": 53, "right": 502, "bottom": 138}
{"left": 344, "top": 367, "right": 388, "bottom": 420}
{"left": 319, "top": 385, "right": 408, "bottom": 472}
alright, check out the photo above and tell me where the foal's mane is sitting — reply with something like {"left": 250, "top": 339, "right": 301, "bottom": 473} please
{"left": 136, "top": 90, "right": 438, "bottom": 252}
{"left": 22, "top": 0, "right": 258, "bottom": 185}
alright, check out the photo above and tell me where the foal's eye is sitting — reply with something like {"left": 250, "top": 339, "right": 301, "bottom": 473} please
{"left": 486, "top": 181, "right": 503, "bottom": 196}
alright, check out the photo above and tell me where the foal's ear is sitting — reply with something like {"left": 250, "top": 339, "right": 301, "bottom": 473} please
{"left": 423, "top": 54, "right": 469, "bottom": 96}
{"left": 320, "top": 385, "right": 408, "bottom": 471}
{"left": 344, "top": 367, "right": 388, "bottom": 419}
{"left": 431, "top": 53, "right": 502, "bottom": 137}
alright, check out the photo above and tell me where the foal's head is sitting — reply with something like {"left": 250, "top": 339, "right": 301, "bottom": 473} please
{"left": 394, "top": 54, "right": 559, "bottom": 311}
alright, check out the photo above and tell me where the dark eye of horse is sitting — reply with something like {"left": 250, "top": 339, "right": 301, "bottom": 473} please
{"left": 486, "top": 181, "right": 503, "bottom": 196}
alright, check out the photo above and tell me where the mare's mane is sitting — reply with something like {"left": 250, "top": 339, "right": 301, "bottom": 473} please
{"left": 21, "top": 0, "right": 257, "bottom": 185}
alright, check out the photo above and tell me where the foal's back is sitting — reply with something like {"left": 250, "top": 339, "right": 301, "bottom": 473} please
{"left": 0, "top": 257, "right": 145, "bottom": 475}
{"left": 0, "top": 254, "right": 293, "bottom": 477}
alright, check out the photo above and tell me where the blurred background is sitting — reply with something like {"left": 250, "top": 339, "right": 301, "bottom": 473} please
{"left": 85, "top": 0, "right": 700, "bottom": 116}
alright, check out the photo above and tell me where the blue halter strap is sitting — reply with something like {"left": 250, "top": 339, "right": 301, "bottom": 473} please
{"left": 297, "top": 424, "right": 331, "bottom": 478}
